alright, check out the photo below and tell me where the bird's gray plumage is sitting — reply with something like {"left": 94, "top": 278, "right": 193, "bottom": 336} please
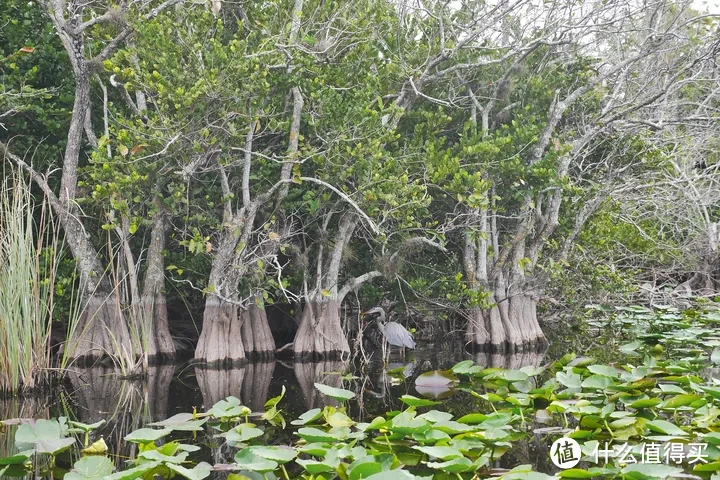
{"left": 363, "top": 306, "right": 416, "bottom": 349}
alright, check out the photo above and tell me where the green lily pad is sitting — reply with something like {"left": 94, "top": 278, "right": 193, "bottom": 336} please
{"left": 65, "top": 456, "right": 114, "bottom": 480}
{"left": 621, "top": 463, "right": 683, "bottom": 479}
{"left": 413, "top": 445, "right": 463, "bottom": 460}
{"left": 167, "top": 461, "right": 212, "bottom": 480}
{"left": 105, "top": 462, "right": 161, "bottom": 480}
{"left": 314, "top": 383, "right": 356, "bottom": 401}
{"left": 222, "top": 424, "right": 264, "bottom": 443}
{"left": 645, "top": 419, "right": 687, "bottom": 436}
{"left": 291, "top": 408, "right": 323, "bottom": 425}
{"left": 399, "top": 395, "right": 441, "bottom": 407}
{"left": 0, "top": 450, "right": 33, "bottom": 465}
{"left": 248, "top": 446, "right": 297, "bottom": 463}
{"left": 15, "top": 419, "right": 74, "bottom": 454}
{"left": 234, "top": 448, "right": 278, "bottom": 472}
{"left": 427, "top": 456, "right": 474, "bottom": 473}
{"left": 124, "top": 427, "right": 174, "bottom": 443}
{"left": 147, "top": 413, "right": 207, "bottom": 431}
{"left": 207, "top": 396, "right": 245, "bottom": 419}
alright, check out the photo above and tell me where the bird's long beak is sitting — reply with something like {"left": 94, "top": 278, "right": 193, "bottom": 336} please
{"left": 360, "top": 311, "right": 369, "bottom": 317}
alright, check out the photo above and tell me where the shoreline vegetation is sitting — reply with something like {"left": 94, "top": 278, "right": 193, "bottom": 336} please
{"left": 2, "top": 303, "right": 720, "bottom": 479}
{"left": 1, "top": 0, "right": 718, "bottom": 385}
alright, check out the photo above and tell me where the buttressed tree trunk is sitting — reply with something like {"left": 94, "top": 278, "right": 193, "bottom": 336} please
{"left": 294, "top": 214, "right": 357, "bottom": 360}
{"left": 241, "top": 303, "right": 275, "bottom": 361}
{"left": 139, "top": 208, "right": 176, "bottom": 363}
{"left": 195, "top": 226, "right": 248, "bottom": 367}
{"left": 293, "top": 297, "right": 350, "bottom": 360}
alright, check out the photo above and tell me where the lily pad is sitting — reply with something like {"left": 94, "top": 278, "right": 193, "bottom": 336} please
{"left": 234, "top": 448, "right": 278, "bottom": 472}
{"left": 314, "top": 383, "right": 356, "bottom": 401}
{"left": 399, "top": 395, "right": 441, "bottom": 407}
{"left": 167, "top": 462, "right": 212, "bottom": 480}
{"left": 65, "top": 456, "right": 114, "bottom": 480}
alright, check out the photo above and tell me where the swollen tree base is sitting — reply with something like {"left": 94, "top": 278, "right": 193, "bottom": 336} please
{"left": 65, "top": 293, "right": 134, "bottom": 367}
{"left": 465, "top": 294, "right": 548, "bottom": 353}
{"left": 241, "top": 303, "right": 275, "bottom": 361}
{"left": 195, "top": 296, "right": 246, "bottom": 367}
{"left": 293, "top": 299, "right": 350, "bottom": 361}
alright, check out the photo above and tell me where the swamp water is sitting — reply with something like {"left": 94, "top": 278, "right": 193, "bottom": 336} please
{"left": 2, "top": 304, "right": 720, "bottom": 479}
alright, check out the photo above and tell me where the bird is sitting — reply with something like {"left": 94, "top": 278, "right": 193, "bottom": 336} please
{"left": 361, "top": 306, "right": 416, "bottom": 358}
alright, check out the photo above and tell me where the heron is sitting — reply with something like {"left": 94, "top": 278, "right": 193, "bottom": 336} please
{"left": 361, "top": 306, "right": 416, "bottom": 358}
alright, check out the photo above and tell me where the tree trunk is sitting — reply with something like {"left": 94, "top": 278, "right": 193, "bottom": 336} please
{"left": 241, "top": 302, "right": 275, "bottom": 361}
{"left": 465, "top": 290, "right": 547, "bottom": 353}
{"left": 195, "top": 295, "right": 245, "bottom": 367}
{"left": 139, "top": 209, "right": 175, "bottom": 363}
{"left": 293, "top": 297, "right": 350, "bottom": 360}
{"left": 66, "top": 291, "right": 133, "bottom": 366}
{"left": 195, "top": 217, "right": 249, "bottom": 365}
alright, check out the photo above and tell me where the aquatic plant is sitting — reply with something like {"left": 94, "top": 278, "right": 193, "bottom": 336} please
{"left": 3, "top": 305, "right": 720, "bottom": 478}
{"left": 0, "top": 169, "right": 65, "bottom": 394}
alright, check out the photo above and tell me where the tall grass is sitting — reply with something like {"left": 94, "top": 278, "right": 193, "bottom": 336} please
{"left": 0, "top": 168, "right": 61, "bottom": 394}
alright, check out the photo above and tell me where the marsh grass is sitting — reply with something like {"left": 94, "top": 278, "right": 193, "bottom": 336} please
{"left": 0, "top": 168, "right": 62, "bottom": 394}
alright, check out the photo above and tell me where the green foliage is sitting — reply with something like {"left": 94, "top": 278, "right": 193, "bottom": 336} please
{"left": 5, "top": 307, "right": 720, "bottom": 478}
{"left": 0, "top": 170, "right": 72, "bottom": 393}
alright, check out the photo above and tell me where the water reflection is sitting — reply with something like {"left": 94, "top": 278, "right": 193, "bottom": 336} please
{"left": 293, "top": 360, "right": 347, "bottom": 408}
{"left": 0, "top": 397, "right": 51, "bottom": 466}
{"left": 472, "top": 350, "right": 545, "bottom": 369}
{"left": 195, "top": 361, "right": 275, "bottom": 411}
{"left": 0, "top": 342, "right": 554, "bottom": 475}
{"left": 65, "top": 365, "right": 175, "bottom": 467}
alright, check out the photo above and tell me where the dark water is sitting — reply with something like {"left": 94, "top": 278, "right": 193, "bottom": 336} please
{"left": 0, "top": 341, "right": 557, "bottom": 476}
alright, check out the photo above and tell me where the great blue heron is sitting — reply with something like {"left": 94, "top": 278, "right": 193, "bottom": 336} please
{"left": 361, "top": 306, "right": 416, "bottom": 357}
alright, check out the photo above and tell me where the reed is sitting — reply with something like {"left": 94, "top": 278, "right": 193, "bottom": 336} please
{"left": 0, "top": 168, "right": 61, "bottom": 394}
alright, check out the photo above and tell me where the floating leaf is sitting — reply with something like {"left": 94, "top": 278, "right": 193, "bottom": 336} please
{"left": 248, "top": 446, "right": 297, "bottom": 464}
{"left": 621, "top": 463, "right": 683, "bottom": 479}
{"left": 65, "top": 456, "right": 114, "bottom": 480}
{"left": 234, "top": 449, "right": 278, "bottom": 472}
{"left": 167, "top": 462, "right": 212, "bottom": 480}
{"left": 400, "top": 395, "right": 441, "bottom": 407}
{"left": 148, "top": 413, "right": 207, "bottom": 431}
{"left": 645, "top": 419, "right": 687, "bottom": 436}
{"left": 0, "top": 450, "right": 33, "bottom": 465}
{"left": 291, "top": 408, "right": 323, "bottom": 426}
{"left": 413, "top": 445, "right": 463, "bottom": 460}
{"left": 222, "top": 424, "right": 264, "bottom": 444}
{"left": 314, "top": 383, "right": 355, "bottom": 401}
{"left": 124, "top": 428, "right": 174, "bottom": 443}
